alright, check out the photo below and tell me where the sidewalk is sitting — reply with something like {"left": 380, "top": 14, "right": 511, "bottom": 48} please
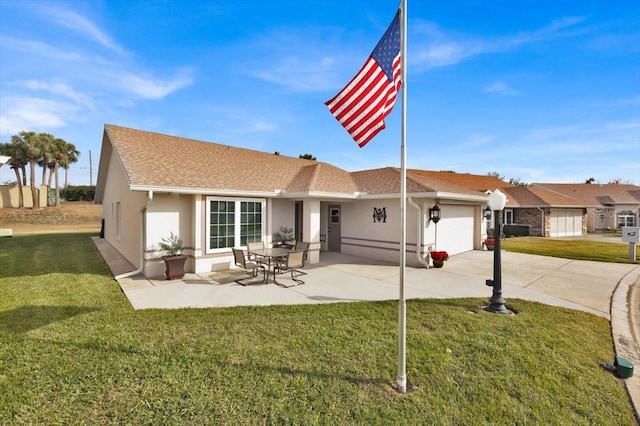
{"left": 92, "top": 237, "right": 640, "bottom": 415}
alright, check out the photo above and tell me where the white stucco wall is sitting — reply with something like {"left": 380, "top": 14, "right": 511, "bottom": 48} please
{"left": 325, "top": 197, "right": 481, "bottom": 267}
{"left": 100, "top": 150, "right": 146, "bottom": 269}
{"left": 271, "top": 198, "right": 296, "bottom": 245}
{"left": 144, "top": 193, "right": 194, "bottom": 278}
{"left": 339, "top": 198, "right": 426, "bottom": 266}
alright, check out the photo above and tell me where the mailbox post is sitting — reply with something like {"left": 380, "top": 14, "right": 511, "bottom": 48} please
{"left": 621, "top": 227, "right": 640, "bottom": 261}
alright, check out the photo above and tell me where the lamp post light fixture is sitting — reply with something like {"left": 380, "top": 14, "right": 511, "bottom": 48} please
{"left": 429, "top": 205, "right": 441, "bottom": 224}
{"left": 485, "top": 189, "right": 513, "bottom": 314}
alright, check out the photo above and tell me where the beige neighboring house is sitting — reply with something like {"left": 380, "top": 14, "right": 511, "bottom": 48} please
{"left": 534, "top": 183, "right": 640, "bottom": 232}
{"left": 95, "top": 124, "right": 489, "bottom": 278}
{"left": 409, "top": 171, "right": 589, "bottom": 237}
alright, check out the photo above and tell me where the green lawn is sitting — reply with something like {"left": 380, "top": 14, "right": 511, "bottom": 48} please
{"left": 502, "top": 236, "right": 639, "bottom": 264}
{"left": 0, "top": 234, "right": 637, "bottom": 424}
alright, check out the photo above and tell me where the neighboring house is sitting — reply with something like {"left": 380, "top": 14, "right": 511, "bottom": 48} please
{"left": 410, "top": 171, "right": 589, "bottom": 237}
{"left": 533, "top": 184, "right": 640, "bottom": 232}
{"left": 95, "top": 125, "right": 488, "bottom": 278}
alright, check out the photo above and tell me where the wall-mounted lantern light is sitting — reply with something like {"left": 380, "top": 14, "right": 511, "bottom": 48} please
{"left": 483, "top": 206, "right": 492, "bottom": 220}
{"left": 429, "top": 205, "right": 441, "bottom": 224}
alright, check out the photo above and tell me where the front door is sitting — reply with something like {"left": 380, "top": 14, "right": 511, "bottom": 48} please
{"left": 328, "top": 205, "right": 341, "bottom": 252}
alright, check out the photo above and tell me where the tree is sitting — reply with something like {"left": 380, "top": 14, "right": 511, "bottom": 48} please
{"left": 508, "top": 177, "right": 528, "bottom": 186}
{"left": 37, "top": 133, "right": 55, "bottom": 186}
{"left": 584, "top": 177, "right": 596, "bottom": 184}
{"left": 60, "top": 142, "right": 79, "bottom": 189}
{"left": 12, "top": 131, "right": 41, "bottom": 209}
{"left": 608, "top": 178, "right": 631, "bottom": 184}
{"left": 49, "top": 138, "right": 66, "bottom": 206}
{"left": 299, "top": 154, "right": 317, "bottom": 160}
{"left": 0, "top": 141, "right": 27, "bottom": 208}
{"left": 487, "top": 171, "right": 505, "bottom": 181}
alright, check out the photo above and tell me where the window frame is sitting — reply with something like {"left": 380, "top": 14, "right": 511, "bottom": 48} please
{"left": 205, "top": 197, "right": 266, "bottom": 254}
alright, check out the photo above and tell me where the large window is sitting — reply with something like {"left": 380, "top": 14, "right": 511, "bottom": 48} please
{"left": 206, "top": 198, "right": 265, "bottom": 252}
{"left": 618, "top": 210, "right": 636, "bottom": 228}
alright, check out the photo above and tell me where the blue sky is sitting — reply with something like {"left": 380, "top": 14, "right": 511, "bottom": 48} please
{"left": 1, "top": 0, "right": 639, "bottom": 187}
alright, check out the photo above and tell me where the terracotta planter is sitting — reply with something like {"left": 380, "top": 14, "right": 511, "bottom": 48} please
{"left": 485, "top": 245, "right": 494, "bottom": 251}
{"left": 163, "top": 255, "right": 187, "bottom": 280}
{"left": 432, "top": 259, "right": 445, "bottom": 268}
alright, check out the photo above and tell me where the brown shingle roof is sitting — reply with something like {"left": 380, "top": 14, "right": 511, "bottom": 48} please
{"left": 351, "top": 168, "right": 486, "bottom": 197}
{"left": 408, "top": 170, "right": 512, "bottom": 192}
{"left": 502, "top": 186, "right": 585, "bottom": 207}
{"left": 103, "top": 124, "right": 359, "bottom": 195}
{"left": 533, "top": 183, "right": 640, "bottom": 207}
{"left": 98, "top": 125, "right": 491, "bottom": 201}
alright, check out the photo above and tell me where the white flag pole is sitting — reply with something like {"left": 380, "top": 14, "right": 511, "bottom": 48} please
{"left": 397, "top": 0, "right": 408, "bottom": 394}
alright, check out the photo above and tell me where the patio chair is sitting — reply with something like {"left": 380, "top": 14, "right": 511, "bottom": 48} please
{"left": 232, "top": 248, "right": 266, "bottom": 285}
{"left": 273, "top": 249, "right": 306, "bottom": 287}
{"left": 294, "top": 241, "right": 310, "bottom": 262}
{"left": 247, "top": 241, "right": 265, "bottom": 264}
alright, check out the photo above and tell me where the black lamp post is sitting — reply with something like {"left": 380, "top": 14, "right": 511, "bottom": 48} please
{"left": 485, "top": 189, "right": 513, "bottom": 314}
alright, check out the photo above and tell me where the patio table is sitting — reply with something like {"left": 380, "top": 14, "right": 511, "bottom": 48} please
{"left": 249, "top": 247, "right": 290, "bottom": 283}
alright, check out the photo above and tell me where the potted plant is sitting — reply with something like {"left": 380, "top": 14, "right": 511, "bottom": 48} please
{"left": 430, "top": 250, "right": 449, "bottom": 268}
{"left": 159, "top": 232, "right": 187, "bottom": 280}
{"left": 484, "top": 238, "right": 495, "bottom": 251}
{"left": 272, "top": 226, "right": 295, "bottom": 249}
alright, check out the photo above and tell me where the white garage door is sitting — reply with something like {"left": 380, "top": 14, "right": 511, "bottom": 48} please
{"left": 438, "top": 205, "right": 475, "bottom": 255}
{"left": 550, "top": 209, "right": 583, "bottom": 237}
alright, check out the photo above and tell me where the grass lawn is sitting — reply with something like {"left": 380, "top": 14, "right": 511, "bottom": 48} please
{"left": 502, "top": 236, "right": 639, "bottom": 264}
{"left": 0, "top": 234, "right": 637, "bottom": 424}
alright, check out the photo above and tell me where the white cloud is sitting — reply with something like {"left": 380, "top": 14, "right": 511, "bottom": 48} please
{"left": 413, "top": 16, "right": 586, "bottom": 70}
{"left": 484, "top": 82, "right": 520, "bottom": 96}
{"left": 0, "top": 36, "right": 82, "bottom": 61}
{"left": 0, "top": 97, "right": 75, "bottom": 136}
{"left": 103, "top": 69, "right": 194, "bottom": 99}
{"left": 14, "top": 79, "right": 95, "bottom": 109}
{"left": 253, "top": 56, "right": 340, "bottom": 92}
{"left": 34, "top": 4, "right": 124, "bottom": 53}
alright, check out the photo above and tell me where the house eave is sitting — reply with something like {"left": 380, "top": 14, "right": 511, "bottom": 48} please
{"left": 130, "top": 185, "right": 277, "bottom": 198}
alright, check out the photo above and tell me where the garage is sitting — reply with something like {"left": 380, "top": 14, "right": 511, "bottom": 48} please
{"left": 437, "top": 205, "right": 475, "bottom": 254}
{"left": 549, "top": 208, "right": 584, "bottom": 237}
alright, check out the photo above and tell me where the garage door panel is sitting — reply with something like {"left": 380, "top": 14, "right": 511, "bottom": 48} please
{"left": 550, "top": 209, "right": 583, "bottom": 237}
{"left": 438, "top": 205, "right": 474, "bottom": 254}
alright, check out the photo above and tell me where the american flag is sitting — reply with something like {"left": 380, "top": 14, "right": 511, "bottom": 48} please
{"left": 325, "top": 10, "right": 401, "bottom": 148}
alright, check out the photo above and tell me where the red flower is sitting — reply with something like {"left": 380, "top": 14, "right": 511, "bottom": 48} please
{"left": 484, "top": 238, "right": 495, "bottom": 245}
{"left": 430, "top": 251, "right": 449, "bottom": 261}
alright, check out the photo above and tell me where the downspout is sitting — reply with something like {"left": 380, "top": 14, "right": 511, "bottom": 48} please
{"left": 537, "top": 207, "right": 545, "bottom": 237}
{"left": 115, "top": 190, "right": 154, "bottom": 280}
{"left": 408, "top": 197, "right": 430, "bottom": 268}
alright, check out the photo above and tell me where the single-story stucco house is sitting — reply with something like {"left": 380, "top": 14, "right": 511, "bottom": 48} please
{"left": 95, "top": 125, "right": 491, "bottom": 278}
{"left": 533, "top": 183, "right": 640, "bottom": 232}
{"left": 408, "top": 171, "right": 590, "bottom": 237}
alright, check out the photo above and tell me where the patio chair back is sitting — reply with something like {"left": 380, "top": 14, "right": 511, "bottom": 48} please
{"left": 285, "top": 249, "right": 305, "bottom": 269}
{"left": 294, "top": 241, "right": 310, "bottom": 261}
{"left": 232, "top": 247, "right": 266, "bottom": 285}
{"left": 232, "top": 247, "right": 247, "bottom": 268}
{"left": 247, "top": 241, "right": 264, "bottom": 251}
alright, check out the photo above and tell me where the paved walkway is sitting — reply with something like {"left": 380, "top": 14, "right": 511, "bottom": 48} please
{"left": 92, "top": 237, "right": 640, "bottom": 415}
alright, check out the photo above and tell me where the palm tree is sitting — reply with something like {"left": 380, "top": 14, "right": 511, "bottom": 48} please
{"left": 61, "top": 142, "right": 79, "bottom": 189}
{"left": 51, "top": 138, "right": 71, "bottom": 207}
{"left": 0, "top": 140, "right": 28, "bottom": 208}
{"left": 12, "top": 131, "right": 41, "bottom": 209}
{"left": 37, "top": 133, "right": 55, "bottom": 187}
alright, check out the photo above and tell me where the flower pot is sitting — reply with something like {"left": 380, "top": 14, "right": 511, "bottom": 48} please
{"left": 163, "top": 255, "right": 187, "bottom": 280}
{"left": 486, "top": 245, "right": 494, "bottom": 251}
{"left": 432, "top": 259, "right": 444, "bottom": 268}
